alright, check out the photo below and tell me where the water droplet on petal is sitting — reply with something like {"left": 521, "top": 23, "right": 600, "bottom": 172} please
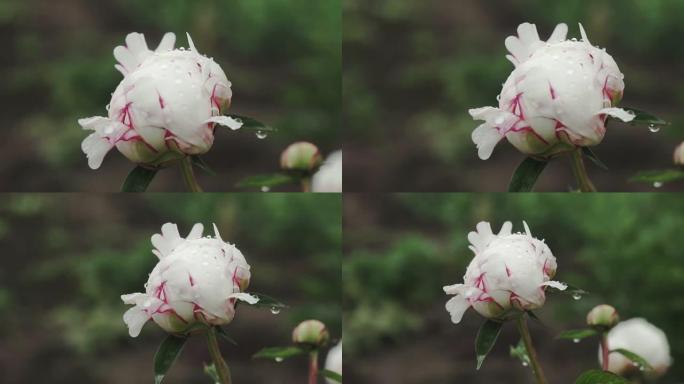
{"left": 648, "top": 124, "right": 660, "bottom": 133}
{"left": 256, "top": 130, "right": 268, "bottom": 139}
{"left": 572, "top": 293, "right": 582, "bottom": 301}
{"left": 270, "top": 306, "right": 281, "bottom": 315}
{"left": 572, "top": 338, "right": 580, "bottom": 344}
{"left": 260, "top": 186, "right": 270, "bottom": 193}
{"left": 653, "top": 181, "right": 663, "bottom": 188}
{"left": 275, "top": 357, "right": 284, "bottom": 363}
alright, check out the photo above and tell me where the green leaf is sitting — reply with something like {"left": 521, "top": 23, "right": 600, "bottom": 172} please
{"left": 475, "top": 319, "right": 504, "bottom": 370}
{"left": 320, "top": 369, "right": 343, "bottom": 383}
{"left": 121, "top": 166, "right": 157, "bottom": 192}
{"left": 154, "top": 335, "right": 187, "bottom": 384}
{"left": 557, "top": 328, "right": 598, "bottom": 341}
{"left": 245, "top": 292, "right": 288, "bottom": 311}
{"left": 574, "top": 369, "right": 629, "bottom": 384}
{"left": 611, "top": 348, "right": 654, "bottom": 371}
{"left": 582, "top": 147, "right": 608, "bottom": 170}
{"left": 508, "top": 157, "right": 548, "bottom": 192}
{"left": 630, "top": 169, "right": 684, "bottom": 185}
{"left": 225, "top": 114, "right": 277, "bottom": 134}
{"left": 215, "top": 326, "right": 238, "bottom": 346}
{"left": 190, "top": 155, "right": 215, "bottom": 176}
{"left": 509, "top": 339, "right": 531, "bottom": 367}
{"left": 621, "top": 107, "right": 669, "bottom": 127}
{"left": 252, "top": 345, "right": 309, "bottom": 360}
{"left": 236, "top": 173, "right": 295, "bottom": 189}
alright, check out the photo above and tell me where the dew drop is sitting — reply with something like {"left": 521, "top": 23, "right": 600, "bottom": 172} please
{"left": 572, "top": 293, "right": 582, "bottom": 301}
{"left": 256, "top": 130, "right": 268, "bottom": 139}
{"left": 275, "top": 357, "right": 284, "bottom": 363}
{"left": 648, "top": 124, "right": 660, "bottom": 133}
{"left": 653, "top": 181, "right": 663, "bottom": 188}
{"left": 521, "top": 361, "right": 529, "bottom": 367}
{"left": 105, "top": 103, "right": 111, "bottom": 112}
{"left": 260, "top": 186, "right": 270, "bottom": 193}
{"left": 639, "top": 365, "right": 645, "bottom": 371}
{"left": 572, "top": 338, "right": 580, "bottom": 344}
{"left": 270, "top": 306, "right": 281, "bottom": 315}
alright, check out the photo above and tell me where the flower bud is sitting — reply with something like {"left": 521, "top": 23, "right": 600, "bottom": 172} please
{"left": 586, "top": 304, "right": 619, "bottom": 329}
{"left": 444, "top": 221, "right": 566, "bottom": 324}
{"left": 674, "top": 142, "right": 684, "bottom": 166}
{"left": 121, "top": 223, "right": 258, "bottom": 337}
{"left": 280, "top": 142, "right": 322, "bottom": 171}
{"left": 600, "top": 318, "right": 672, "bottom": 378}
{"left": 312, "top": 150, "right": 342, "bottom": 193}
{"left": 324, "top": 341, "right": 342, "bottom": 384}
{"left": 79, "top": 32, "right": 243, "bottom": 170}
{"left": 292, "top": 319, "right": 330, "bottom": 347}
{"left": 471, "top": 23, "right": 634, "bottom": 160}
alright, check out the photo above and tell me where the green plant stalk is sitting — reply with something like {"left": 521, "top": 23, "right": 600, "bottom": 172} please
{"left": 308, "top": 351, "right": 319, "bottom": 384}
{"left": 516, "top": 316, "right": 548, "bottom": 384}
{"left": 571, "top": 149, "right": 597, "bottom": 192}
{"left": 600, "top": 333, "right": 610, "bottom": 371}
{"left": 301, "top": 177, "right": 312, "bottom": 192}
{"left": 207, "top": 328, "right": 231, "bottom": 384}
{"left": 180, "top": 157, "right": 204, "bottom": 192}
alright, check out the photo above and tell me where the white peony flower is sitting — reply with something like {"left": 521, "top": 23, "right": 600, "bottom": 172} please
{"left": 324, "top": 341, "right": 342, "bottom": 384}
{"left": 121, "top": 223, "right": 258, "bottom": 337}
{"left": 443, "top": 221, "right": 566, "bottom": 323}
{"left": 600, "top": 318, "right": 672, "bottom": 378}
{"left": 674, "top": 141, "right": 684, "bottom": 166}
{"left": 312, "top": 150, "right": 342, "bottom": 193}
{"left": 79, "top": 32, "right": 243, "bottom": 170}
{"left": 470, "top": 23, "right": 634, "bottom": 160}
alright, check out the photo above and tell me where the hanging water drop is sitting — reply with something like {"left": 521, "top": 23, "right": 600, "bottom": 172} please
{"left": 653, "top": 181, "right": 663, "bottom": 189}
{"left": 648, "top": 124, "right": 660, "bottom": 133}
{"left": 270, "top": 306, "right": 281, "bottom": 315}
{"left": 521, "top": 361, "right": 529, "bottom": 367}
{"left": 572, "top": 292, "right": 582, "bottom": 301}
{"left": 572, "top": 338, "right": 580, "bottom": 344}
{"left": 260, "top": 186, "right": 270, "bottom": 193}
{"left": 256, "top": 130, "right": 268, "bottom": 139}
{"left": 275, "top": 357, "right": 284, "bottom": 363}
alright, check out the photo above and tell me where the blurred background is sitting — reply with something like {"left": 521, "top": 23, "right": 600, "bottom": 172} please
{"left": 344, "top": 193, "right": 684, "bottom": 383}
{"left": 344, "top": 0, "right": 684, "bottom": 191}
{"left": 0, "top": 0, "right": 341, "bottom": 191}
{"left": 0, "top": 193, "right": 341, "bottom": 383}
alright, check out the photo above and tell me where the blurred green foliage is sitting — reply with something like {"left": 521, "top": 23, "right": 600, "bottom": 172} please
{"left": 344, "top": 194, "right": 684, "bottom": 381}
{"left": 1, "top": 0, "right": 340, "bottom": 189}
{"left": 0, "top": 193, "right": 341, "bottom": 359}
{"left": 344, "top": 0, "right": 684, "bottom": 191}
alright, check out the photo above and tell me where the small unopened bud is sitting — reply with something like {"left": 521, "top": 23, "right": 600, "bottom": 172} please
{"left": 292, "top": 319, "right": 330, "bottom": 347}
{"left": 280, "top": 142, "right": 322, "bottom": 172}
{"left": 586, "top": 304, "right": 619, "bottom": 329}
{"left": 674, "top": 142, "right": 684, "bottom": 166}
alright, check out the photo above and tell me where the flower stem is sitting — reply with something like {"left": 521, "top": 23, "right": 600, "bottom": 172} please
{"left": 308, "top": 351, "right": 319, "bottom": 384}
{"left": 570, "top": 149, "right": 597, "bottom": 192}
{"left": 516, "top": 315, "right": 548, "bottom": 384}
{"left": 180, "top": 157, "right": 203, "bottom": 192}
{"left": 301, "top": 177, "right": 312, "bottom": 193}
{"left": 600, "top": 333, "right": 610, "bottom": 371}
{"left": 207, "top": 327, "right": 231, "bottom": 384}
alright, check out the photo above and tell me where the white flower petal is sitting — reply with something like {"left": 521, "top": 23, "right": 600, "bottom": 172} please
{"left": 205, "top": 116, "right": 244, "bottom": 131}
{"left": 123, "top": 306, "right": 150, "bottom": 337}
{"left": 156, "top": 32, "right": 176, "bottom": 53}
{"left": 541, "top": 281, "right": 567, "bottom": 291}
{"left": 228, "top": 292, "right": 259, "bottom": 305}
{"left": 186, "top": 223, "right": 204, "bottom": 240}
{"left": 597, "top": 107, "right": 635, "bottom": 122}
{"left": 445, "top": 295, "right": 470, "bottom": 324}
